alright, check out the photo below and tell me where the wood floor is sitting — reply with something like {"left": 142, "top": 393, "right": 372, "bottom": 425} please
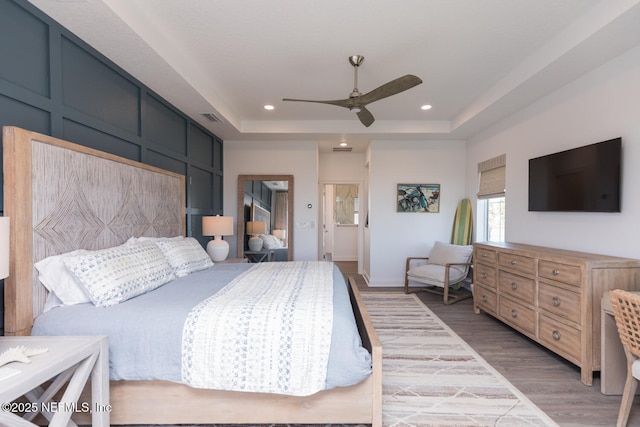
{"left": 335, "top": 262, "right": 635, "bottom": 427}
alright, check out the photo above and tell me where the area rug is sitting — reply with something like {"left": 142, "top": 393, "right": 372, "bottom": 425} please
{"left": 361, "top": 291, "right": 558, "bottom": 427}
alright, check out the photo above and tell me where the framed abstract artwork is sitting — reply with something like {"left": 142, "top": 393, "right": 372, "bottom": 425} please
{"left": 397, "top": 184, "right": 440, "bottom": 213}
{"left": 251, "top": 203, "right": 271, "bottom": 233}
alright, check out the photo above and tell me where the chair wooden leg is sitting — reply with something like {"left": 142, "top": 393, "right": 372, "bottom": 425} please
{"left": 617, "top": 367, "right": 638, "bottom": 426}
{"left": 443, "top": 283, "right": 450, "bottom": 305}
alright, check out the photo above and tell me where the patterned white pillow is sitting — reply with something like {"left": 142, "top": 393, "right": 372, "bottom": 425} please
{"left": 260, "top": 234, "right": 283, "bottom": 249}
{"left": 62, "top": 241, "right": 176, "bottom": 307}
{"left": 126, "top": 235, "right": 184, "bottom": 245}
{"left": 154, "top": 237, "right": 213, "bottom": 278}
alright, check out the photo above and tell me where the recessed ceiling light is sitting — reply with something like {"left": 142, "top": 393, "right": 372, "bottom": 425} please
{"left": 340, "top": 142, "right": 348, "bottom": 147}
{"left": 264, "top": 105, "right": 274, "bottom": 110}
{"left": 421, "top": 105, "right": 432, "bottom": 110}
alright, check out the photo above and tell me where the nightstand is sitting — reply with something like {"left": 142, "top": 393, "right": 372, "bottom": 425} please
{"left": 244, "top": 250, "right": 275, "bottom": 263}
{"left": 0, "top": 335, "right": 109, "bottom": 426}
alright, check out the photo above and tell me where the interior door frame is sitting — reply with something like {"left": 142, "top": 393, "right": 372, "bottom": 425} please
{"left": 318, "top": 180, "right": 363, "bottom": 271}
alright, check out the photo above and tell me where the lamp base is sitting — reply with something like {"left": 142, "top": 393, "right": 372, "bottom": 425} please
{"left": 248, "top": 236, "right": 263, "bottom": 251}
{"left": 206, "top": 237, "right": 229, "bottom": 262}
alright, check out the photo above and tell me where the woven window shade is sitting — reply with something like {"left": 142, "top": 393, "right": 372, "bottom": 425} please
{"left": 477, "top": 154, "right": 506, "bottom": 199}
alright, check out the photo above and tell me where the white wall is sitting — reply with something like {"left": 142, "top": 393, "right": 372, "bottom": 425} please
{"left": 466, "top": 44, "right": 640, "bottom": 259}
{"left": 224, "top": 140, "right": 319, "bottom": 260}
{"left": 367, "top": 140, "right": 467, "bottom": 286}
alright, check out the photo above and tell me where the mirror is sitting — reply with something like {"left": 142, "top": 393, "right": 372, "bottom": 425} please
{"left": 237, "top": 175, "right": 294, "bottom": 261}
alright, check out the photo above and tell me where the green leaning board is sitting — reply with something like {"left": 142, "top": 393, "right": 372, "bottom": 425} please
{"left": 451, "top": 199, "right": 473, "bottom": 245}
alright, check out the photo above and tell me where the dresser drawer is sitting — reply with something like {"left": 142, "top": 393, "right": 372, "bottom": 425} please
{"left": 539, "top": 260, "right": 582, "bottom": 287}
{"left": 538, "top": 281, "right": 581, "bottom": 324}
{"left": 539, "top": 314, "right": 581, "bottom": 363}
{"left": 475, "top": 247, "right": 497, "bottom": 265}
{"left": 475, "top": 265, "right": 497, "bottom": 289}
{"left": 499, "top": 252, "right": 536, "bottom": 275}
{"left": 499, "top": 297, "right": 536, "bottom": 336}
{"left": 498, "top": 270, "right": 535, "bottom": 305}
{"left": 474, "top": 284, "right": 497, "bottom": 315}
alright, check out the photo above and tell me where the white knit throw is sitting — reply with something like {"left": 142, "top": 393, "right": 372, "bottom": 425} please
{"left": 182, "top": 261, "right": 334, "bottom": 396}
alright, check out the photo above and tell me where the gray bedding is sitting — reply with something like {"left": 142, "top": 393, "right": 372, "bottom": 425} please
{"left": 31, "top": 262, "right": 372, "bottom": 391}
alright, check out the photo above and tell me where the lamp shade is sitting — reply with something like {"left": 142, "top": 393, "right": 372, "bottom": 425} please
{"left": 0, "top": 217, "right": 9, "bottom": 279}
{"left": 202, "top": 216, "right": 233, "bottom": 237}
{"left": 246, "top": 221, "right": 266, "bottom": 235}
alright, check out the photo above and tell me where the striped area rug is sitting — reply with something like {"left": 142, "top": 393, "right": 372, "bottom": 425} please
{"left": 362, "top": 291, "right": 558, "bottom": 427}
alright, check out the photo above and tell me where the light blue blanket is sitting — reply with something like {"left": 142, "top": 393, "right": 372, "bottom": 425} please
{"left": 32, "top": 262, "right": 372, "bottom": 391}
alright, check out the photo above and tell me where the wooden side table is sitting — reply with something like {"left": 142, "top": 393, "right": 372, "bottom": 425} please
{"left": 0, "top": 335, "right": 109, "bottom": 426}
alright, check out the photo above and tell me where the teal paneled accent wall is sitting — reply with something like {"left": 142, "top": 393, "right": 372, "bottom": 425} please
{"left": 0, "top": 0, "right": 224, "bottom": 333}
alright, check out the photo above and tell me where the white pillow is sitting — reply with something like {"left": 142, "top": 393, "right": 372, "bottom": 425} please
{"left": 428, "top": 241, "right": 473, "bottom": 267}
{"left": 260, "top": 234, "right": 283, "bottom": 249}
{"left": 62, "top": 241, "right": 175, "bottom": 307}
{"left": 154, "top": 237, "right": 213, "bottom": 277}
{"left": 126, "top": 235, "right": 184, "bottom": 245}
{"left": 35, "top": 249, "right": 92, "bottom": 310}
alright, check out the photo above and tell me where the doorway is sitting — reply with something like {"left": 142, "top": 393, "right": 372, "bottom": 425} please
{"left": 322, "top": 183, "right": 359, "bottom": 261}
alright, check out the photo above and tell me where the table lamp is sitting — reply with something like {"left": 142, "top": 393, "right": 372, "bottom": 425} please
{"left": 0, "top": 217, "right": 9, "bottom": 279}
{"left": 202, "top": 216, "right": 233, "bottom": 261}
{"left": 246, "top": 221, "right": 266, "bottom": 251}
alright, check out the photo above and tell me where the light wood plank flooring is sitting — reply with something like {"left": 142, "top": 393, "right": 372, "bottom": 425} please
{"left": 335, "top": 262, "right": 635, "bottom": 427}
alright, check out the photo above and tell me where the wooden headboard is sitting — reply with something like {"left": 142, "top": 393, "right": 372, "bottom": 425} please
{"left": 3, "top": 126, "right": 186, "bottom": 336}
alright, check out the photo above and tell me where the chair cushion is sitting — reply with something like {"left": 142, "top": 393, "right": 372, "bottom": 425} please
{"left": 632, "top": 358, "right": 640, "bottom": 380}
{"left": 407, "top": 263, "right": 468, "bottom": 287}
{"left": 428, "top": 241, "right": 473, "bottom": 266}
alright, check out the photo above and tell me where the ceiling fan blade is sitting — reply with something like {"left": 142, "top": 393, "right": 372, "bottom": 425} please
{"left": 282, "top": 98, "right": 351, "bottom": 108}
{"left": 358, "top": 74, "right": 422, "bottom": 106}
{"left": 357, "top": 107, "right": 375, "bottom": 127}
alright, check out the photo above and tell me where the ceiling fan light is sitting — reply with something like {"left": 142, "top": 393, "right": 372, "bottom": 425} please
{"left": 350, "top": 106, "right": 362, "bottom": 113}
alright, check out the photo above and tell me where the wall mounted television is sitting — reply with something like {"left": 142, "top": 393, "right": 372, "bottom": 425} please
{"left": 528, "top": 137, "right": 621, "bottom": 212}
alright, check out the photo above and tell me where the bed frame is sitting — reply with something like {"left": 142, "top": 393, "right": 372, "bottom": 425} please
{"left": 2, "top": 126, "right": 382, "bottom": 426}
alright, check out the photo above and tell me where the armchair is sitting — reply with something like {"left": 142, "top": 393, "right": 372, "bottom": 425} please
{"left": 404, "top": 241, "right": 473, "bottom": 305}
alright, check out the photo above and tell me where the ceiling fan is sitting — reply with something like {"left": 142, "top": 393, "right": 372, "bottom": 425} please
{"left": 283, "top": 55, "right": 422, "bottom": 127}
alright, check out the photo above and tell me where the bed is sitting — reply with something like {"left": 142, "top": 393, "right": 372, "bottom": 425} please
{"left": 2, "top": 126, "right": 382, "bottom": 426}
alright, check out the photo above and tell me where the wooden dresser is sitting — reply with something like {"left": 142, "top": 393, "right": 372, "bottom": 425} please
{"left": 473, "top": 242, "right": 640, "bottom": 386}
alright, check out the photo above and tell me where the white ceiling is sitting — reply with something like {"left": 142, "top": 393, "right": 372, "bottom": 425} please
{"left": 27, "top": 0, "right": 640, "bottom": 152}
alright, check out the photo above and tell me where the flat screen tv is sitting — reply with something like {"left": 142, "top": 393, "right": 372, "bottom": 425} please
{"left": 528, "top": 137, "right": 621, "bottom": 212}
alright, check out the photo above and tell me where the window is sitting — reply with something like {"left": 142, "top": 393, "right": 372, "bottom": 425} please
{"left": 335, "top": 184, "right": 359, "bottom": 225}
{"left": 482, "top": 197, "right": 505, "bottom": 242}
{"left": 477, "top": 155, "right": 506, "bottom": 242}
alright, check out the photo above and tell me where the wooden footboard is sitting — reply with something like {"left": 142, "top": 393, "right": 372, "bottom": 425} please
{"left": 72, "top": 277, "right": 382, "bottom": 426}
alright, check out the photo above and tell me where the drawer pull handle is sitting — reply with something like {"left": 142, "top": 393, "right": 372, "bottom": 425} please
{"left": 511, "top": 309, "right": 517, "bottom": 318}
{"left": 552, "top": 296, "right": 561, "bottom": 307}
{"left": 552, "top": 330, "right": 562, "bottom": 341}
{"left": 511, "top": 282, "right": 518, "bottom": 291}
{"left": 482, "top": 272, "right": 487, "bottom": 279}
{"left": 510, "top": 260, "right": 517, "bottom": 265}
{"left": 552, "top": 269, "right": 560, "bottom": 276}
{"left": 482, "top": 295, "right": 488, "bottom": 302}
{"left": 482, "top": 253, "right": 487, "bottom": 257}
